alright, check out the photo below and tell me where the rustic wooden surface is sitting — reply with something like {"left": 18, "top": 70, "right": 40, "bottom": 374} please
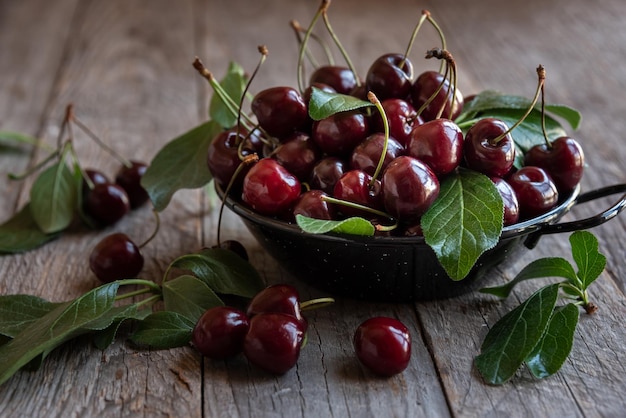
{"left": 0, "top": 0, "right": 625, "bottom": 416}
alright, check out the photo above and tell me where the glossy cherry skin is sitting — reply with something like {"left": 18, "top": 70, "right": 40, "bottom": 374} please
{"left": 353, "top": 317, "right": 411, "bottom": 377}
{"left": 490, "top": 176, "right": 520, "bottom": 226}
{"left": 309, "top": 157, "right": 347, "bottom": 195}
{"left": 191, "top": 306, "right": 250, "bottom": 359}
{"left": 463, "top": 118, "right": 516, "bottom": 178}
{"left": 269, "top": 132, "right": 321, "bottom": 182}
{"left": 350, "top": 133, "right": 404, "bottom": 176}
{"left": 246, "top": 284, "right": 306, "bottom": 328}
{"left": 312, "top": 110, "right": 369, "bottom": 157}
{"left": 366, "top": 53, "right": 414, "bottom": 100}
{"left": 82, "top": 169, "right": 109, "bottom": 195}
{"left": 410, "top": 70, "right": 463, "bottom": 121}
{"left": 381, "top": 156, "right": 440, "bottom": 223}
{"left": 115, "top": 161, "right": 149, "bottom": 209}
{"left": 89, "top": 233, "right": 144, "bottom": 283}
{"left": 84, "top": 183, "right": 131, "bottom": 226}
{"left": 407, "top": 119, "right": 463, "bottom": 177}
{"left": 370, "top": 98, "right": 422, "bottom": 148}
{"left": 251, "top": 87, "right": 309, "bottom": 140}
{"left": 523, "top": 136, "right": 584, "bottom": 193}
{"left": 507, "top": 166, "right": 559, "bottom": 220}
{"left": 309, "top": 65, "right": 359, "bottom": 95}
{"left": 242, "top": 158, "right": 301, "bottom": 217}
{"left": 333, "top": 170, "right": 383, "bottom": 217}
{"left": 292, "top": 190, "right": 337, "bottom": 221}
{"left": 207, "top": 129, "right": 260, "bottom": 190}
{"left": 243, "top": 312, "right": 305, "bottom": 375}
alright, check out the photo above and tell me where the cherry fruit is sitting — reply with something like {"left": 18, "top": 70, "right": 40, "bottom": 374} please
{"left": 192, "top": 306, "right": 250, "bottom": 359}
{"left": 507, "top": 166, "right": 559, "bottom": 220}
{"left": 523, "top": 136, "right": 584, "bottom": 193}
{"left": 491, "top": 176, "right": 520, "bottom": 226}
{"left": 292, "top": 190, "right": 337, "bottom": 221}
{"left": 333, "top": 170, "right": 383, "bottom": 217}
{"left": 350, "top": 133, "right": 404, "bottom": 177}
{"left": 251, "top": 87, "right": 309, "bottom": 140}
{"left": 309, "top": 65, "right": 358, "bottom": 95}
{"left": 82, "top": 169, "right": 109, "bottom": 195}
{"left": 312, "top": 110, "right": 369, "bottom": 157}
{"left": 463, "top": 118, "right": 516, "bottom": 178}
{"left": 353, "top": 317, "right": 411, "bottom": 377}
{"left": 84, "top": 183, "right": 131, "bottom": 226}
{"left": 366, "top": 53, "right": 414, "bottom": 100}
{"left": 309, "top": 157, "right": 347, "bottom": 195}
{"left": 269, "top": 132, "right": 321, "bottom": 182}
{"left": 115, "top": 161, "right": 149, "bottom": 209}
{"left": 242, "top": 158, "right": 301, "bottom": 217}
{"left": 410, "top": 70, "right": 463, "bottom": 121}
{"left": 407, "top": 118, "right": 463, "bottom": 177}
{"left": 214, "top": 239, "right": 249, "bottom": 261}
{"left": 246, "top": 284, "right": 306, "bottom": 329}
{"left": 370, "top": 98, "right": 422, "bottom": 148}
{"left": 89, "top": 233, "right": 144, "bottom": 282}
{"left": 207, "top": 129, "right": 258, "bottom": 190}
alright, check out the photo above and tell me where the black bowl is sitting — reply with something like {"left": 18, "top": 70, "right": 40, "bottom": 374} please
{"left": 219, "top": 183, "right": 626, "bottom": 302}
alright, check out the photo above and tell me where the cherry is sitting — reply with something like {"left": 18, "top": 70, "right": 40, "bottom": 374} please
{"left": 89, "top": 233, "right": 144, "bottom": 282}
{"left": 381, "top": 156, "right": 440, "bottom": 223}
{"left": 191, "top": 306, "right": 250, "bottom": 359}
{"left": 269, "top": 132, "right": 321, "bottom": 182}
{"left": 213, "top": 239, "right": 249, "bottom": 261}
{"left": 309, "top": 65, "right": 358, "bottom": 95}
{"left": 365, "top": 53, "right": 414, "bottom": 100}
{"left": 243, "top": 312, "right": 305, "bottom": 375}
{"left": 246, "top": 284, "right": 306, "bottom": 329}
{"left": 292, "top": 190, "right": 337, "bottom": 221}
{"left": 370, "top": 98, "right": 422, "bottom": 148}
{"left": 242, "top": 158, "right": 301, "bottom": 217}
{"left": 207, "top": 129, "right": 259, "bottom": 190}
{"left": 463, "top": 118, "right": 516, "bottom": 178}
{"left": 490, "top": 176, "right": 520, "bottom": 226}
{"left": 82, "top": 169, "right": 109, "bottom": 195}
{"left": 523, "top": 136, "right": 584, "bottom": 194}
{"left": 353, "top": 317, "right": 411, "bottom": 377}
{"left": 410, "top": 70, "right": 464, "bottom": 121}
{"left": 350, "top": 133, "right": 404, "bottom": 177}
{"left": 407, "top": 118, "right": 464, "bottom": 177}
{"left": 507, "top": 166, "right": 559, "bottom": 220}
{"left": 312, "top": 110, "right": 369, "bottom": 157}
{"left": 251, "top": 86, "right": 309, "bottom": 140}
{"left": 333, "top": 170, "right": 383, "bottom": 217}
{"left": 115, "top": 161, "right": 149, "bottom": 209}
{"left": 309, "top": 157, "right": 347, "bottom": 195}
{"left": 84, "top": 183, "right": 131, "bottom": 226}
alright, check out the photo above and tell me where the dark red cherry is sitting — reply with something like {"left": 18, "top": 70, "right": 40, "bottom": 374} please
{"left": 350, "top": 133, "right": 404, "bottom": 176}
{"left": 309, "top": 157, "right": 347, "bottom": 195}
{"left": 292, "top": 190, "right": 337, "bottom": 221}
{"left": 370, "top": 98, "right": 422, "bottom": 148}
{"left": 242, "top": 158, "right": 301, "bottom": 216}
{"left": 523, "top": 136, "right": 584, "bottom": 193}
{"left": 490, "top": 176, "right": 520, "bottom": 226}
{"left": 269, "top": 132, "right": 321, "bottom": 182}
{"left": 82, "top": 169, "right": 109, "bottom": 195}
{"left": 207, "top": 129, "right": 259, "bottom": 190}
{"left": 115, "top": 161, "right": 149, "bottom": 209}
{"left": 464, "top": 118, "right": 516, "bottom": 177}
{"left": 353, "top": 317, "right": 411, "bottom": 377}
{"left": 192, "top": 306, "right": 250, "bottom": 359}
{"left": 407, "top": 119, "right": 463, "bottom": 177}
{"left": 381, "top": 156, "right": 440, "bottom": 223}
{"left": 312, "top": 110, "right": 369, "bottom": 157}
{"left": 251, "top": 87, "right": 309, "bottom": 140}
{"left": 507, "top": 166, "right": 559, "bottom": 220}
{"left": 246, "top": 284, "right": 305, "bottom": 327}
{"left": 333, "top": 170, "right": 383, "bottom": 217}
{"left": 84, "top": 183, "right": 131, "bottom": 226}
{"left": 243, "top": 312, "right": 305, "bottom": 375}
{"left": 366, "top": 53, "right": 414, "bottom": 100}
{"left": 89, "top": 233, "right": 144, "bottom": 282}
{"left": 410, "top": 70, "right": 463, "bottom": 121}
{"left": 309, "top": 65, "right": 358, "bottom": 95}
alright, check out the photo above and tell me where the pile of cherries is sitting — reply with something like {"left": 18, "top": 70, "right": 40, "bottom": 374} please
{"left": 192, "top": 283, "right": 412, "bottom": 376}
{"left": 208, "top": 51, "right": 585, "bottom": 235}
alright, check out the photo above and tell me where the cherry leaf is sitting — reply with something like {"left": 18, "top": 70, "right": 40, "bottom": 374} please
{"left": 209, "top": 61, "right": 247, "bottom": 129}
{"left": 162, "top": 275, "right": 224, "bottom": 323}
{"left": 0, "top": 204, "right": 62, "bottom": 253}
{"left": 308, "top": 87, "right": 373, "bottom": 121}
{"left": 129, "top": 311, "right": 195, "bottom": 349}
{"left": 0, "top": 295, "right": 62, "bottom": 338}
{"left": 29, "top": 161, "right": 79, "bottom": 233}
{"left": 0, "top": 131, "right": 41, "bottom": 151}
{"left": 422, "top": 168, "right": 503, "bottom": 281}
{"left": 296, "top": 214, "right": 375, "bottom": 236}
{"left": 569, "top": 230, "right": 606, "bottom": 290}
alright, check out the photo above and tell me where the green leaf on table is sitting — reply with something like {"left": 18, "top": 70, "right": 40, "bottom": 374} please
{"left": 480, "top": 257, "right": 577, "bottom": 298}
{"left": 141, "top": 120, "right": 221, "bottom": 212}
{"left": 475, "top": 283, "right": 560, "bottom": 385}
{"left": 91, "top": 306, "right": 152, "bottom": 350}
{"left": 169, "top": 247, "right": 265, "bottom": 298}
{"left": 569, "top": 230, "right": 606, "bottom": 290}
{"left": 0, "top": 295, "right": 62, "bottom": 338}
{"left": 0, "top": 131, "right": 41, "bottom": 150}
{"left": 129, "top": 311, "right": 195, "bottom": 349}
{"left": 29, "top": 161, "right": 78, "bottom": 234}
{"left": 308, "top": 87, "right": 373, "bottom": 121}
{"left": 296, "top": 214, "right": 375, "bottom": 236}
{"left": 163, "top": 275, "right": 224, "bottom": 323}
{"left": 0, "top": 204, "right": 62, "bottom": 253}
{"left": 0, "top": 282, "right": 120, "bottom": 386}
{"left": 209, "top": 61, "right": 247, "bottom": 129}
{"left": 422, "top": 168, "right": 503, "bottom": 281}
{"left": 525, "top": 303, "right": 579, "bottom": 379}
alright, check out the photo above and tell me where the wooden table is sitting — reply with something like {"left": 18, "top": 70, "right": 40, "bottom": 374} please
{"left": 1, "top": 0, "right": 625, "bottom": 416}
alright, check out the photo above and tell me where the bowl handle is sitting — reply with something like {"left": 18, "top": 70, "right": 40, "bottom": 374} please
{"left": 524, "top": 183, "right": 626, "bottom": 249}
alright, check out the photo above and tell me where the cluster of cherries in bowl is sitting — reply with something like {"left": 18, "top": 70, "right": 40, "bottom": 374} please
{"left": 208, "top": 52, "right": 585, "bottom": 234}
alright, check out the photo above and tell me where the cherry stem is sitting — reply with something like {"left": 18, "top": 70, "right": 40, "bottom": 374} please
{"left": 399, "top": 10, "right": 429, "bottom": 70}
{"left": 296, "top": 1, "right": 326, "bottom": 93}
{"left": 56, "top": 104, "right": 73, "bottom": 151}
{"left": 291, "top": 20, "right": 335, "bottom": 67}
{"left": 7, "top": 148, "right": 60, "bottom": 180}
{"left": 539, "top": 75, "right": 552, "bottom": 148}
{"left": 321, "top": 1, "right": 361, "bottom": 88}
{"left": 414, "top": 50, "right": 449, "bottom": 119}
{"left": 423, "top": 48, "right": 456, "bottom": 120}
{"left": 300, "top": 297, "right": 335, "bottom": 311}
{"left": 425, "top": 13, "right": 447, "bottom": 73}
{"left": 367, "top": 91, "right": 389, "bottom": 185}
{"left": 138, "top": 209, "right": 161, "bottom": 249}
{"left": 236, "top": 46, "right": 268, "bottom": 145}
{"left": 72, "top": 114, "right": 133, "bottom": 168}
{"left": 320, "top": 194, "right": 394, "bottom": 220}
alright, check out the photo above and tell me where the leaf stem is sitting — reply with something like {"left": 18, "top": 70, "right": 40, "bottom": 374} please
{"left": 116, "top": 278, "right": 162, "bottom": 294}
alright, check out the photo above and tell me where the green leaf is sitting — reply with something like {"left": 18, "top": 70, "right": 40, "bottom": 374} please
{"left": 296, "top": 214, "right": 375, "bottom": 236}
{"left": 209, "top": 62, "right": 247, "bottom": 128}
{"left": 308, "top": 87, "right": 373, "bottom": 121}
{"left": 0, "top": 204, "right": 62, "bottom": 253}
{"left": 130, "top": 311, "right": 195, "bottom": 349}
{"left": 163, "top": 275, "right": 224, "bottom": 323}
{"left": 569, "top": 231, "right": 606, "bottom": 290}
{"left": 91, "top": 307, "right": 151, "bottom": 350}
{"left": 525, "top": 303, "right": 579, "bottom": 379}
{"left": 487, "top": 110, "right": 568, "bottom": 153}
{"left": 422, "top": 168, "right": 503, "bottom": 281}
{"left": 0, "top": 282, "right": 120, "bottom": 386}
{"left": 141, "top": 120, "right": 221, "bottom": 211}
{"left": 475, "top": 283, "right": 560, "bottom": 385}
{"left": 169, "top": 248, "right": 265, "bottom": 298}
{"left": 0, "top": 295, "right": 62, "bottom": 338}
{"left": 480, "top": 257, "right": 577, "bottom": 298}
{"left": 29, "top": 161, "right": 78, "bottom": 233}
{"left": 0, "top": 131, "right": 41, "bottom": 150}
